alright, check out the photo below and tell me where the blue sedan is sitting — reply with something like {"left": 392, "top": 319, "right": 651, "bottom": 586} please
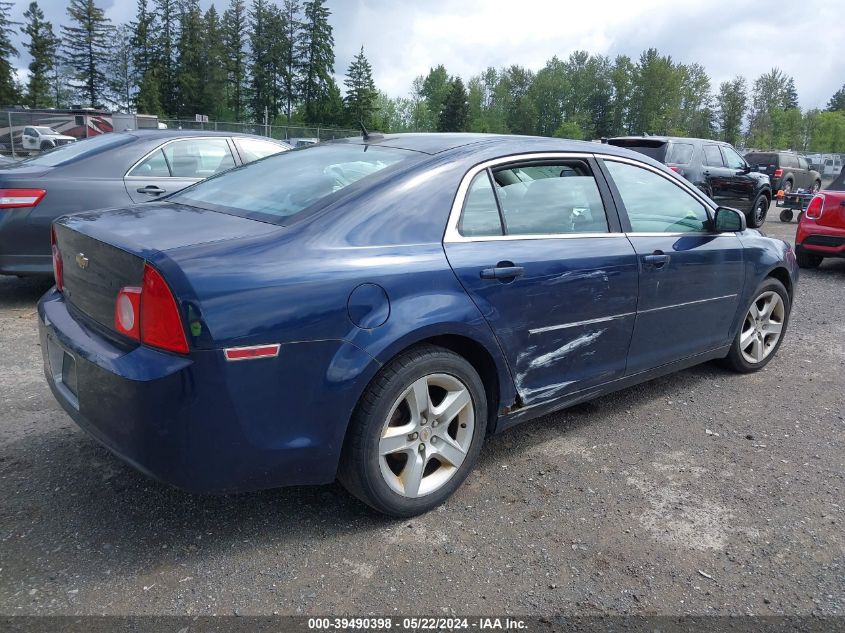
{"left": 38, "top": 134, "right": 798, "bottom": 516}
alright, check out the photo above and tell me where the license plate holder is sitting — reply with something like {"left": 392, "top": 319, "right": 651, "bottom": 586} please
{"left": 47, "top": 336, "right": 79, "bottom": 409}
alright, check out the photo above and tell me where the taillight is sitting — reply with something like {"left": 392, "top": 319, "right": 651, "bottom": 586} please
{"left": 114, "top": 264, "right": 189, "bottom": 354}
{"left": 805, "top": 194, "right": 825, "bottom": 220}
{"left": 50, "top": 225, "right": 63, "bottom": 292}
{"left": 773, "top": 168, "right": 783, "bottom": 178}
{"left": 668, "top": 165, "right": 682, "bottom": 173}
{"left": 0, "top": 188, "right": 46, "bottom": 209}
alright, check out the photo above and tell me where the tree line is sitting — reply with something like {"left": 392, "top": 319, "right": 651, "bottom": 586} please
{"left": 2, "top": 0, "right": 844, "bottom": 151}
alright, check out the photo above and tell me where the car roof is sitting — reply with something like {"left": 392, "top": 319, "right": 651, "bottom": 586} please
{"left": 123, "top": 129, "right": 288, "bottom": 143}
{"left": 607, "top": 135, "right": 726, "bottom": 146}
{"left": 333, "top": 132, "right": 646, "bottom": 159}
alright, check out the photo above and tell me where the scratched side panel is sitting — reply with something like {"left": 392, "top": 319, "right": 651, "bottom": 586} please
{"left": 443, "top": 236, "right": 639, "bottom": 406}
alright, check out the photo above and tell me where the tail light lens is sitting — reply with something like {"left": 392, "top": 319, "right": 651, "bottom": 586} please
{"left": 805, "top": 194, "right": 825, "bottom": 220}
{"left": 773, "top": 168, "right": 783, "bottom": 178}
{"left": 114, "top": 264, "right": 189, "bottom": 354}
{"left": 51, "top": 226, "right": 63, "bottom": 292}
{"left": 0, "top": 188, "right": 46, "bottom": 209}
{"left": 668, "top": 164, "right": 683, "bottom": 174}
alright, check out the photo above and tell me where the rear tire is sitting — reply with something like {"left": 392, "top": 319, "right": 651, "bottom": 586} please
{"left": 747, "top": 194, "right": 769, "bottom": 228}
{"left": 723, "top": 278, "right": 790, "bottom": 373}
{"left": 338, "top": 344, "right": 487, "bottom": 517}
{"left": 778, "top": 209, "right": 793, "bottom": 223}
{"left": 797, "top": 250, "right": 823, "bottom": 269}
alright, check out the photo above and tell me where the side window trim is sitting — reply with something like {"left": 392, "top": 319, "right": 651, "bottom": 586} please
{"left": 597, "top": 156, "right": 716, "bottom": 235}
{"left": 125, "top": 136, "right": 234, "bottom": 179}
{"left": 486, "top": 167, "right": 509, "bottom": 235}
{"left": 446, "top": 151, "right": 641, "bottom": 243}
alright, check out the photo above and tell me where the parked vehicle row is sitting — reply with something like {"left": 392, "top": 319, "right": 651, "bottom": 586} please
{"left": 0, "top": 130, "right": 290, "bottom": 276}
{"left": 39, "top": 133, "right": 797, "bottom": 516}
{"left": 606, "top": 136, "right": 772, "bottom": 228}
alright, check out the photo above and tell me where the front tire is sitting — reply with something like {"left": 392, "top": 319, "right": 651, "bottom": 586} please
{"left": 338, "top": 345, "right": 487, "bottom": 517}
{"left": 723, "top": 278, "right": 790, "bottom": 373}
{"left": 39, "top": 140, "right": 55, "bottom": 151}
{"left": 747, "top": 194, "right": 769, "bottom": 228}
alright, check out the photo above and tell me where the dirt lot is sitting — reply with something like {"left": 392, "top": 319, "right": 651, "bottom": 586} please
{"left": 0, "top": 214, "right": 843, "bottom": 617}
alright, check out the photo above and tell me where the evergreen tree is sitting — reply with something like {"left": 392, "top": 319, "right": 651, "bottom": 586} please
{"left": 826, "top": 85, "right": 845, "bottom": 112}
{"left": 281, "top": 0, "right": 301, "bottom": 123}
{"left": 222, "top": 0, "right": 247, "bottom": 120}
{"left": 438, "top": 76, "right": 468, "bottom": 132}
{"left": 0, "top": 1, "right": 20, "bottom": 105}
{"left": 717, "top": 76, "right": 747, "bottom": 147}
{"left": 131, "top": 0, "right": 161, "bottom": 113}
{"left": 297, "top": 0, "right": 334, "bottom": 123}
{"left": 175, "top": 0, "right": 203, "bottom": 117}
{"left": 152, "top": 0, "right": 179, "bottom": 116}
{"left": 343, "top": 45, "right": 376, "bottom": 126}
{"left": 248, "top": 0, "right": 275, "bottom": 121}
{"left": 420, "top": 64, "right": 449, "bottom": 122}
{"left": 202, "top": 6, "right": 227, "bottom": 120}
{"left": 21, "top": 2, "right": 58, "bottom": 108}
{"left": 107, "top": 24, "right": 134, "bottom": 110}
{"left": 61, "top": 0, "right": 114, "bottom": 107}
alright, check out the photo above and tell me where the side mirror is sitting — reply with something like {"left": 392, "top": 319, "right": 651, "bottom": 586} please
{"left": 714, "top": 207, "right": 746, "bottom": 232}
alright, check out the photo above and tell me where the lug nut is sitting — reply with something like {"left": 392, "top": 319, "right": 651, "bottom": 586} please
{"left": 418, "top": 444, "right": 425, "bottom": 452}
{"left": 409, "top": 432, "right": 418, "bottom": 440}
{"left": 431, "top": 437, "right": 438, "bottom": 445}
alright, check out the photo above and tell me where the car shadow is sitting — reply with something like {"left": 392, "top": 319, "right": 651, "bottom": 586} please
{"left": 0, "top": 359, "right": 736, "bottom": 591}
{"left": 0, "top": 274, "right": 54, "bottom": 309}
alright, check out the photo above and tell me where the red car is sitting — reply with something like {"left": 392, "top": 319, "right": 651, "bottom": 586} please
{"left": 795, "top": 177, "right": 845, "bottom": 268}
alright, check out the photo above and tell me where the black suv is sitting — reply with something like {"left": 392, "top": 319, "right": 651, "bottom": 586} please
{"left": 607, "top": 136, "right": 773, "bottom": 227}
{"left": 743, "top": 151, "right": 821, "bottom": 194}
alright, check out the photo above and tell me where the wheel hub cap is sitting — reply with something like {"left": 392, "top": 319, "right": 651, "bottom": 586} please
{"left": 378, "top": 373, "right": 475, "bottom": 498}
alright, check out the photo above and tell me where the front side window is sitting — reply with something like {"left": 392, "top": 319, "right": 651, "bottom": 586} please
{"left": 163, "top": 138, "right": 236, "bottom": 178}
{"left": 605, "top": 160, "right": 710, "bottom": 233}
{"left": 722, "top": 146, "right": 746, "bottom": 170}
{"left": 798, "top": 156, "right": 809, "bottom": 170}
{"left": 170, "top": 144, "right": 417, "bottom": 224}
{"left": 703, "top": 145, "right": 724, "bottom": 167}
{"left": 24, "top": 127, "right": 35, "bottom": 136}
{"left": 489, "top": 161, "right": 609, "bottom": 235}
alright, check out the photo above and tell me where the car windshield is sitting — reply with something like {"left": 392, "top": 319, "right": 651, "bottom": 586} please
{"left": 18, "top": 134, "right": 133, "bottom": 167}
{"left": 34, "top": 126, "right": 58, "bottom": 135}
{"left": 170, "top": 143, "right": 418, "bottom": 224}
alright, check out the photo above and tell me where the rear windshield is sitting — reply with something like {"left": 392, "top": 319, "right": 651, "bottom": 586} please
{"left": 745, "top": 153, "right": 777, "bottom": 167}
{"left": 606, "top": 138, "right": 667, "bottom": 162}
{"left": 170, "top": 143, "right": 418, "bottom": 224}
{"left": 19, "top": 133, "right": 132, "bottom": 167}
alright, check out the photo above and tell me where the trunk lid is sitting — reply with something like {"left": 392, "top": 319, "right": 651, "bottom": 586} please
{"left": 54, "top": 202, "right": 282, "bottom": 331}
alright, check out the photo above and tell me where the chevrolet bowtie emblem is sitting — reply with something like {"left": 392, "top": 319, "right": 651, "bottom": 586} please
{"left": 75, "top": 253, "right": 89, "bottom": 270}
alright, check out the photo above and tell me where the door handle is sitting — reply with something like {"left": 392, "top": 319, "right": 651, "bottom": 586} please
{"left": 643, "top": 252, "right": 669, "bottom": 268}
{"left": 137, "top": 185, "right": 166, "bottom": 195}
{"left": 480, "top": 264, "right": 524, "bottom": 281}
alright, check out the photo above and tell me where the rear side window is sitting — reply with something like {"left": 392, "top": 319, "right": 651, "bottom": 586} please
{"left": 234, "top": 137, "right": 287, "bottom": 163}
{"left": 492, "top": 161, "right": 609, "bottom": 235}
{"left": 458, "top": 172, "right": 503, "bottom": 237}
{"left": 605, "top": 160, "right": 709, "bottom": 233}
{"left": 163, "top": 138, "right": 235, "bottom": 178}
{"left": 666, "top": 143, "right": 694, "bottom": 164}
{"left": 170, "top": 144, "right": 417, "bottom": 224}
{"left": 703, "top": 145, "right": 724, "bottom": 167}
{"left": 129, "top": 149, "right": 170, "bottom": 177}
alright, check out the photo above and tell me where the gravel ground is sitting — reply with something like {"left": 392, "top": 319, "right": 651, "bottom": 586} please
{"left": 0, "top": 211, "right": 843, "bottom": 617}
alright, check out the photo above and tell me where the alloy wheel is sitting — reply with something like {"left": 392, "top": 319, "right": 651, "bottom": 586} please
{"left": 739, "top": 291, "right": 785, "bottom": 364}
{"left": 378, "top": 373, "right": 474, "bottom": 498}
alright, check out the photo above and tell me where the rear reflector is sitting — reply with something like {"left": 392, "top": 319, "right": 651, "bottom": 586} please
{"left": 805, "top": 194, "right": 825, "bottom": 220}
{"left": 114, "top": 287, "right": 141, "bottom": 339}
{"left": 0, "top": 188, "right": 46, "bottom": 208}
{"left": 224, "top": 344, "right": 281, "bottom": 361}
{"left": 50, "top": 226, "right": 63, "bottom": 292}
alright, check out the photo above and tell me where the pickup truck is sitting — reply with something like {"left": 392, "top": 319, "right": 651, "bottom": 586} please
{"left": 21, "top": 126, "right": 76, "bottom": 151}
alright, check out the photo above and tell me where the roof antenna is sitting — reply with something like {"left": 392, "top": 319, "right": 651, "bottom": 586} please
{"left": 360, "top": 121, "right": 369, "bottom": 140}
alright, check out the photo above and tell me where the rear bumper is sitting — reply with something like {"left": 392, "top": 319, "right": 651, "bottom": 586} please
{"left": 38, "top": 289, "right": 378, "bottom": 493}
{"left": 796, "top": 224, "right": 845, "bottom": 258}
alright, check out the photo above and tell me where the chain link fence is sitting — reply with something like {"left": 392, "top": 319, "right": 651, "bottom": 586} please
{"left": 159, "top": 120, "right": 360, "bottom": 142}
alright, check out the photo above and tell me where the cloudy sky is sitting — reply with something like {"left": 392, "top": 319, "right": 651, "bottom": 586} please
{"left": 9, "top": 0, "right": 845, "bottom": 109}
